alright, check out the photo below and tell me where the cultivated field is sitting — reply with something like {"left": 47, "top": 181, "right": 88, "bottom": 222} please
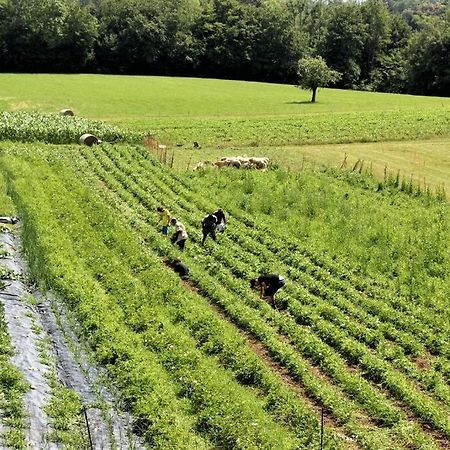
{"left": 0, "top": 76, "right": 449, "bottom": 449}
{"left": 1, "top": 74, "right": 449, "bottom": 192}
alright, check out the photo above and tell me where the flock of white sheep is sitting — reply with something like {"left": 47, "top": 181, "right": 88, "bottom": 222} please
{"left": 194, "top": 156, "right": 269, "bottom": 170}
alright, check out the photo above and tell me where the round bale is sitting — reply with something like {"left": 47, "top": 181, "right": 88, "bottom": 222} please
{"left": 79, "top": 134, "right": 102, "bottom": 146}
{"left": 59, "top": 109, "right": 74, "bottom": 116}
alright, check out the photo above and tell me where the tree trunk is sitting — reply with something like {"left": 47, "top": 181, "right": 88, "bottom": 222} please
{"left": 311, "top": 87, "right": 317, "bottom": 103}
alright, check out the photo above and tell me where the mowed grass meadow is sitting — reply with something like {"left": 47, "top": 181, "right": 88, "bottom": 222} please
{"left": 1, "top": 73, "right": 449, "bottom": 192}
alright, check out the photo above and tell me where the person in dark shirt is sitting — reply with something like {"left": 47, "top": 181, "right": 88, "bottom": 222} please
{"left": 169, "top": 259, "right": 190, "bottom": 280}
{"left": 250, "top": 274, "right": 286, "bottom": 308}
{"left": 201, "top": 213, "right": 218, "bottom": 245}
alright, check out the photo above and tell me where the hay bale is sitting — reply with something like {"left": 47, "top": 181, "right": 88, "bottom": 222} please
{"left": 59, "top": 109, "right": 74, "bottom": 116}
{"left": 79, "top": 133, "right": 102, "bottom": 146}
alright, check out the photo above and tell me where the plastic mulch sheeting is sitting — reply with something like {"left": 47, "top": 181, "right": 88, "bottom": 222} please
{"left": 0, "top": 227, "right": 145, "bottom": 449}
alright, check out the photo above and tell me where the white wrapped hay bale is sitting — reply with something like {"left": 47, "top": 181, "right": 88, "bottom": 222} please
{"left": 59, "top": 109, "right": 74, "bottom": 116}
{"left": 79, "top": 133, "right": 102, "bottom": 146}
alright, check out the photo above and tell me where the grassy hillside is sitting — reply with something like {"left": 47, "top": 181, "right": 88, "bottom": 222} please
{"left": 1, "top": 74, "right": 449, "bottom": 119}
{"left": 1, "top": 74, "right": 449, "bottom": 194}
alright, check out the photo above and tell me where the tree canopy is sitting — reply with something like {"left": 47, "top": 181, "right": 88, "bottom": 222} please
{"left": 297, "top": 56, "right": 341, "bottom": 102}
{"left": 0, "top": 0, "right": 448, "bottom": 96}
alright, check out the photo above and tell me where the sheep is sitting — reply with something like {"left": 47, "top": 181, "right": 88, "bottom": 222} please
{"left": 195, "top": 156, "right": 269, "bottom": 170}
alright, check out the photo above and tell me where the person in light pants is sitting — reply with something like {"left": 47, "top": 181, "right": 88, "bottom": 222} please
{"left": 170, "top": 218, "right": 188, "bottom": 250}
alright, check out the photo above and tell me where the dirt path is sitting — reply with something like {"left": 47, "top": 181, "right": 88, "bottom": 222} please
{"left": 0, "top": 227, "right": 145, "bottom": 449}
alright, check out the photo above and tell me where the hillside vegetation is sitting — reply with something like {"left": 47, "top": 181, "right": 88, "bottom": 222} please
{"left": 0, "top": 67, "right": 449, "bottom": 448}
{"left": 1, "top": 75, "right": 449, "bottom": 193}
{"left": 0, "top": 109, "right": 449, "bottom": 447}
{"left": 0, "top": 0, "right": 448, "bottom": 96}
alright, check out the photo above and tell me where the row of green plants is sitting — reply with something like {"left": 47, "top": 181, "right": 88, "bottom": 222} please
{"left": 113, "top": 144, "right": 448, "bottom": 362}
{"left": 80, "top": 143, "right": 445, "bottom": 449}
{"left": 1, "top": 156, "right": 215, "bottom": 450}
{"left": 185, "top": 158, "right": 449, "bottom": 311}
{"left": 149, "top": 108, "right": 450, "bottom": 147}
{"left": 174, "top": 160, "right": 450, "bottom": 354}
{"left": 0, "top": 152, "right": 344, "bottom": 449}
{"left": 78, "top": 145, "right": 424, "bottom": 450}
{"left": 135, "top": 149, "right": 450, "bottom": 414}
{"left": 1, "top": 141, "right": 404, "bottom": 448}
{"left": 0, "top": 112, "right": 143, "bottom": 145}
{"left": 0, "top": 300, "right": 28, "bottom": 449}
{"left": 94, "top": 144, "right": 450, "bottom": 441}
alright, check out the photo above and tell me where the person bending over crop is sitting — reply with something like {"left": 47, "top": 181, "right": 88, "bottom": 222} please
{"left": 156, "top": 206, "right": 171, "bottom": 235}
{"left": 170, "top": 218, "right": 188, "bottom": 250}
{"left": 201, "top": 213, "right": 218, "bottom": 245}
{"left": 250, "top": 274, "right": 286, "bottom": 308}
{"left": 169, "top": 259, "right": 190, "bottom": 280}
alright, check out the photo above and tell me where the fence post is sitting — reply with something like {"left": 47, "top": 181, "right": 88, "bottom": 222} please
{"left": 83, "top": 406, "right": 94, "bottom": 450}
{"left": 320, "top": 407, "right": 324, "bottom": 450}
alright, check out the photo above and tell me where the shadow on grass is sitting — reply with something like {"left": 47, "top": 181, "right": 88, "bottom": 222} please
{"left": 285, "top": 101, "right": 314, "bottom": 105}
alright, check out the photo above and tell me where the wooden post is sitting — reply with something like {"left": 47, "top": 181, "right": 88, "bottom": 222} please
{"left": 359, "top": 160, "right": 364, "bottom": 174}
{"left": 352, "top": 159, "right": 360, "bottom": 172}
{"left": 340, "top": 153, "right": 348, "bottom": 169}
{"left": 187, "top": 155, "right": 192, "bottom": 171}
{"left": 170, "top": 149, "right": 175, "bottom": 168}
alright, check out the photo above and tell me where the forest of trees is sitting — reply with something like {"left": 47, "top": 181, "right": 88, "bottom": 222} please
{"left": 0, "top": 0, "right": 448, "bottom": 96}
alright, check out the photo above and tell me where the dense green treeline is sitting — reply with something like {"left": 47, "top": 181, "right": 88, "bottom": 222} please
{"left": 0, "top": 0, "right": 448, "bottom": 95}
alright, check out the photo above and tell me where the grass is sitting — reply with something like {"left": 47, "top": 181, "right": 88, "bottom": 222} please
{"left": 171, "top": 137, "right": 450, "bottom": 194}
{"left": 1, "top": 74, "right": 449, "bottom": 119}
{"left": 0, "top": 73, "right": 449, "bottom": 194}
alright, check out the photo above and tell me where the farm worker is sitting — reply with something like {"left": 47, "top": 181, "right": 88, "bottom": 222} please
{"left": 250, "top": 274, "right": 286, "bottom": 308}
{"left": 170, "top": 218, "right": 188, "bottom": 250}
{"left": 169, "top": 259, "right": 190, "bottom": 280}
{"left": 156, "top": 206, "right": 171, "bottom": 235}
{"left": 212, "top": 208, "right": 227, "bottom": 233}
{"left": 201, "top": 213, "right": 218, "bottom": 245}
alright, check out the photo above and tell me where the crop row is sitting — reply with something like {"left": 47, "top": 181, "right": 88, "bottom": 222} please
{"left": 165, "top": 151, "right": 449, "bottom": 332}
{"left": 77, "top": 146, "right": 442, "bottom": 448}
{"left": 129, "top": 144, "right": 450, "bottom": 358}
{"left": 149, "top": 108, "right": 450, "bottom": 147}
{"left": 108, "top": 144, "right": 448, "bottom": 371}
{"left": 152, "top": 147, "right": 450, "bottom": 361}
{"left": 0, "top": 296, "right": 28, "bottom": 449}
{"left": 78, "top": 146, "right": 420, "bottom": 450}
{"left": 1, "top": 154, "right": 346, "bottom": 449}
{"left": 94, "top": 144, "right": 450, "bottom": 441}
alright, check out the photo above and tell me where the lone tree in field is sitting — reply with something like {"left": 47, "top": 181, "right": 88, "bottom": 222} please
{"left": 297, "top": 56, "right": 341, "bottom": 103}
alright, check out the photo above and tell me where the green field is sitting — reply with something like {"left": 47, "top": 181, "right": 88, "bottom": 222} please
{"left": 0, "top": 75, "right": 449, "bottom": 449}
{"left": 2, "top": 73, "right": 449, "bottom": 118}
{"left": 1, "top": 74, "right": 449, "bottom": 193}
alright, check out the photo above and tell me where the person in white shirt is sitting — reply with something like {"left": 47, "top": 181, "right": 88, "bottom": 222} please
{"left": 170, "top": 218, "right": 188, "bottom": 250}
